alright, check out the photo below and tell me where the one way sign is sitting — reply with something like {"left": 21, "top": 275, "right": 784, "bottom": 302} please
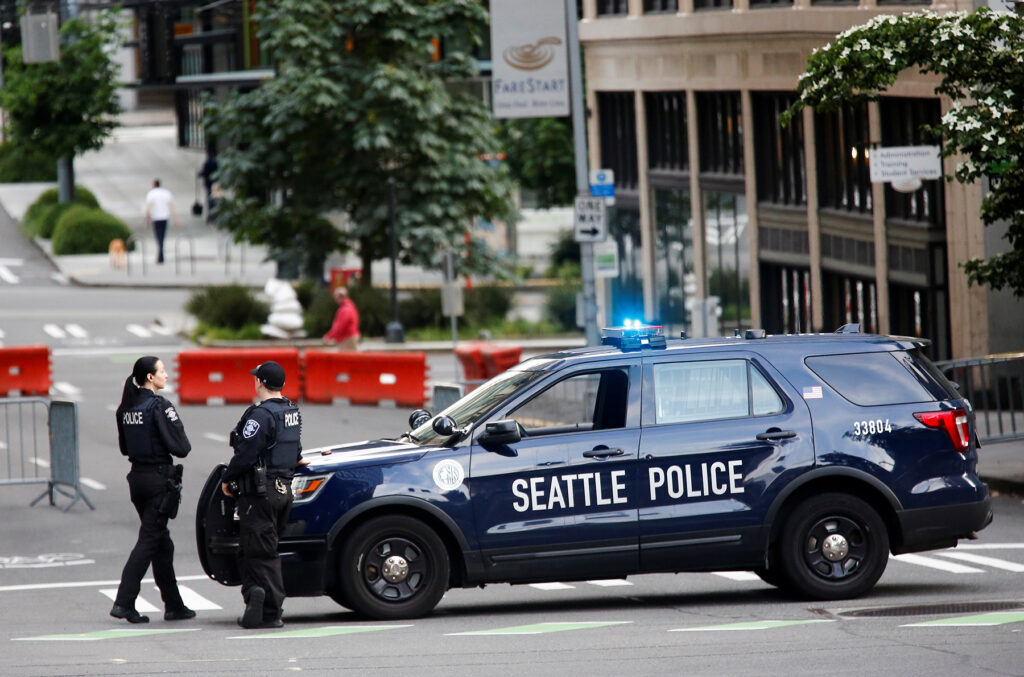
{"left": 574, "top": 196, "right": 607, "bottom": 243}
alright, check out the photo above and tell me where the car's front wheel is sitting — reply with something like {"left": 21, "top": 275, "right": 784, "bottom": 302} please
{"left": 338, "top": 515, "right": 450, "bottom": 620}
{"left": 778, "top": 493, "right": 889, "bottom": 600}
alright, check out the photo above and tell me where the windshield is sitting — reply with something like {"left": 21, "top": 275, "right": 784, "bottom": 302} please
{"left": 409, "top": 368, "right": 545, "bottom": 445}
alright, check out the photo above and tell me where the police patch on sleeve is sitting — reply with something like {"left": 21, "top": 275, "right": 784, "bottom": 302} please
{"left": 432, "top": 459, "right": 464, "bottom": 492}
{"left": 164, "top": 406, "right": 179, "bottom": 422}
{"left": 242, "top": 419, "right": 260, "bottom": 438}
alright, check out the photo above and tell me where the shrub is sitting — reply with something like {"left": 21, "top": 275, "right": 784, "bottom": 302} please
{"left": 51, "top": 206, "right": 132, "bottom": 255}
{"left": 464, "top": 286, "right": 514, "bottom": 327}
{"left": 302, "top": 284, "right": 337, "bottom": 338}
{"left": 24, "top": 186, "right": 100, "bottom": 237}
{"left": 0, "top": 142, "right": 57, "bottom": 183}
{"left": 348, "top": 284, "right": 390, "bottom": 337}
{"left": 186, "top": 285, "right": 269, "bottom": 330}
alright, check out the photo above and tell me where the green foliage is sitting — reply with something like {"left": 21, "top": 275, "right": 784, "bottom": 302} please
{"left": 546, "top": 230, "right": 581, "bottom": 276}
{"left": 23, "top": 186, "right": 99, "bottom": 236}
{"left": 348, "top": 284, "right": 391, "bottom": 337}
{"left": 205, "top": 0, "right": 516, "bottom": 282}
{"left": 192, "top": 322, "right": 266, "bottom": 342}
{"left": 50, "top": 206, "right": 130, "bottom": 255}
{"left": 0, "top": 13, "right": 122, "bottom": 168}
{"left": 186, "top": 285, "right": 270, "bottom": 330}
{"left": 498, "top": 118, "right": 576, "bottom": 208}
{"left": 302, "top": 284, "right": 339, "bottom": 338}
{"left": 0, "top": 142, "right": 57, "bottom": 183}
{"left": 786, "top": 8, "right": 1024, "bottom": 297}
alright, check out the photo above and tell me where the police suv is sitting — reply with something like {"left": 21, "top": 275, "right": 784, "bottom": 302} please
{"left": 197, "top": 324, "right": 992, "bottom": 620}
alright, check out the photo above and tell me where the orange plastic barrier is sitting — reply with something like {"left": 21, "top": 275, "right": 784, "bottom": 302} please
{"left": 0, "top": 345, "right": 51, "bottom": 396}
{"left": 176, "top": 349, "right": 302, "bottom": 404}
{"left": 304, "top": 350, "right": 428, "bottom": 407}
{"left": 480, "top": 344, "right": 522, "bottom": 377}
{"left": 454, "top": 343, "right": 487, "bottom": 383}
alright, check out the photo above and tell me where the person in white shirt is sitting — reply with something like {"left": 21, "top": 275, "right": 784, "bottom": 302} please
{"left": 145, "top": 179, "right": 179, "bottom": 264}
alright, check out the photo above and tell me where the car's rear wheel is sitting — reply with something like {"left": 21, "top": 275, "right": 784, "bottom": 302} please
{"left": 779, "top": 493, "right": 888, "bottom": 600}
{"left": 338, "top": 515, "right": 450, "bottom": 620}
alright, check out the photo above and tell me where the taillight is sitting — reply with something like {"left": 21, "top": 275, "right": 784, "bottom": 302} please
{"left": 913, "top": 408, "right": 970, "bottom": 453}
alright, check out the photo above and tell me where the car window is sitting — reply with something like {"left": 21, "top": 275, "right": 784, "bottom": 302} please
{"left": 653, "top": 359, "right": 782, "bottom": 424}
{"left": 510, "top": 368, "right": 629, "bottom": 435}
{"left": 805, "top": 351, "right": 936, "bottom": 406}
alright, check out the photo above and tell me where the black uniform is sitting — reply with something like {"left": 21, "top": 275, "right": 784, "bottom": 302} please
{"left": 114, "top": 390, "right": 191, "bottom": 612}
{"left": 225, "top": 397, "right": 302, "bottom": 623}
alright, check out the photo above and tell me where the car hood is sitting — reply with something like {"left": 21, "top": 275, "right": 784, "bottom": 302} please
{"left": 298, "top": 438, "right": 436, "bottom": 472}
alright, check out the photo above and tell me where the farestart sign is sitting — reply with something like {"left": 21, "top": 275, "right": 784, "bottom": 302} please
{"left": 869, "top": 145, "right": 942, "bottom": 183}
{"left": 489, "top": 0, "right": 570, "bottom": 119}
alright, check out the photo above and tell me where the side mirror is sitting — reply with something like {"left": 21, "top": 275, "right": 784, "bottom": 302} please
{"left": 409, "top": 409, "right": 431, "bottom": 429}
{"left": 478, "top": 419, "right": 522, "bottom": 447}
{"left": 432, "top": 415, "right": 457, "bottom": 437}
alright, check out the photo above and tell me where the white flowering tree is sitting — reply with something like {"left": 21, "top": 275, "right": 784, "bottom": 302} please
{"left": 784, "top": 8, "right": 1024, "bottom": 297}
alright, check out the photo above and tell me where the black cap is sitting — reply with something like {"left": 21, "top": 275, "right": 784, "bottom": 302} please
{"left": 250, "top": 361, "right": 286, "bottom": 389}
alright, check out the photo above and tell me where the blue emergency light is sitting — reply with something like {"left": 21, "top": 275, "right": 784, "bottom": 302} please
{"left": 600, "top": 323, "right": 667, "bottom": 351}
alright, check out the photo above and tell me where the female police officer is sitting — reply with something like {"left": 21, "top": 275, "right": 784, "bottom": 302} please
{"left": 110, "top": 356, "right": 195, "bottom": 624}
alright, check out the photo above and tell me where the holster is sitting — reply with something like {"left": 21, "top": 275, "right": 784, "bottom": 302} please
{"left": 157, "top": 464, "right": 184, "bottom": 519}
{"left": 238, "top": 461, "right": 267, "bottom": 497}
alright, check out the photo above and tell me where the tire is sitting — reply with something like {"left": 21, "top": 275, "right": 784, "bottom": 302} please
{"left": 754, "top": 565, "right": 788, "bottom": 590}
{"left": 338, "top": 515, "right": 450, "bottom": 620}
{"left": 778, "top": 493, "right": 889, "bottom": 600}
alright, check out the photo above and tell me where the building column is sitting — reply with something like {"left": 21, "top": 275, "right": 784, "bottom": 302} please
{"left": 628, "top": 0, "right": 643, "bottom": 17}
{"left": 582, "top": 0, "right": 597, "bottom": 20}
{"left": 802, "top": 106, "right": 824, "bottom": 332}
{"left": 635, "top": 90, "right": 657, "bottom": 322}
{"left": 868, "top": 101, "right": 890, "bottom": 334}
{"left": 687, "top": 90, "right": 706, "bottom": 302}
{"left": 741, "top": 90, "right": 761, "bottom": 329}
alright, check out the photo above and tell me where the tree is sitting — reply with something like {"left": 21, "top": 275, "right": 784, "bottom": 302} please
{"left": 206, "top": 0, "right": 516, "bottom": 282}
{"left": 784, "top": 8, "right": 1024, "bottom": 297}
{"left": 0, "top": 12, "right": 122, "bottom": 200}
{"left": 498, "top": 118, "right": 576, "bottom": 208}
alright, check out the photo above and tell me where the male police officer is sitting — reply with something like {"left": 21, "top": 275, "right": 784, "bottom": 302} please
{"left": 221, "top": 361, "right": 304, "bottom": 629}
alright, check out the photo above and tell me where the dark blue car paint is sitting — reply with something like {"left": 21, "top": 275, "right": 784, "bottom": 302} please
{"left": 201, "top": 331, "right": 992, "bottom": 602}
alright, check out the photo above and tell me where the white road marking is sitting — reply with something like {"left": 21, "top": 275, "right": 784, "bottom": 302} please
{"left": 586, "top": 579, "right": 633, "bottom": 587}
{"left": 105, "top": 404, "right": 117, "bottom": 412}
{"left": 50, "top": 272, "right": 69, "bottom": 285}
{"left": 203, "top": 433, "right": 229, "bottom": 444}
{"left": 529, "top": 582, "right": 575, "bottom": 590}
{"left": 64, "top": 324, "right": 89, "bottom": 339}
{"left": 53, "top": 345, "right": 182, "bottom": 358}
{"left": 148, "top": 324, "right": 174, "bottom": 336}
{"left": 935, "top": 551, "right": 1024, "bottom": 573}
{"left": 0, "top": 574, "right": 208, "bottom": 593}
{"left": 176, "top": 585, "right": 223, "bottom": 611}
{"left": 956, "top": 543, "right": 1024, "bottom": 550}
{"left": 43, "top": 324, "right": 67, "bottom": 339}
{"left": 52, "top": 382, "right": 81, "bottom": 396}
{"left": 0, "top": 258, "right": 25, "bottom": 265}
{"left": 100, "top": 589, "right": 159, "bottom": 613}
{"left": 890, "top": 553, "right": 984, "bottom": 574}
{"left": 80, "top": 478, "right": 107, "bottom": 491}
{"left": 0, "top": 328, "right": 5, "bottom": 339}
{"left": 126, "top": 324, "right": 152, "bottom": 338}
{"left": 0, "top": 265, "right": 19, "bottom": 284}
{"left": 29, "top": 457, "right": 50, "bottom": 468}
{"left": 712, "top": 571, "right": 762, "bottom": 582}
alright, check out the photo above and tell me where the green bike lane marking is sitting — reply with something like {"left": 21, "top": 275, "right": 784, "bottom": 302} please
{"left": 902, "top": 612, "right": 1024, "bottom": 627}
{"left": 449, "top": 621, "right": 631, "bottom": 636}
{"left": 670, "top": 620, "right": 836, "bottom": 632}
{"left": 14, "top": 628, "right": 199, "bottom": 641}
{"left": 228, "top": 624, "right": 412, "bottom": 640}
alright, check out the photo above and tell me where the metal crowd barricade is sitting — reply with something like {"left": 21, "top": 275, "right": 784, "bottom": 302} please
{"left": 0, "top": 397, "right": 93, "bottom": 511}
{"left": 125, "top": 234, "right": 148, "bottom": 277}
{"left": 937, "top": 352, "right": 1024, "bottom": 444}
{"left": 174, "top": 234, "right": 196, "bottom": 276}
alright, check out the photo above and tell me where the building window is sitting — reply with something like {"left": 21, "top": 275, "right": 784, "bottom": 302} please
{"left": 753, "top": 92, "right": 806, "bottom": 206}
{"left": 604, "top": 206, "right": 645, "bottom": 325}
{"left": 816, "top": 103, "right": 871, "bottom": 213}
{"left": 750, "top": 0, "right": 794, "bottom": 6}
{"left": 704, "top": 192, "right": 750, "bottom": 334}
{"left": 645, "top": 91, "right": 688, "bottom": 174}
{"left": 694, "top": 0, "right": 734, "bottom": 9}
{"left": 880, "top": 97, "right": 944, "bottom": 227}
{"left": 760, "top": 264, "right": 811, "bottom": 334}
{"left": 597, "top": 92, "right": 639, "bottom": 193}
{"left": 697, "top": 92, "right": 743, "bottom": 176}
{"left": 644, "top": 0, "right": 679, "bottom": 11}
{"left": 653, "top": 188, "right": 694, "bottom": 334}
{"left": 597, "top": 0, "right": 630, "bottom": 15}
{"left": 822, "top": 271, "right": 877, "bottom": 334}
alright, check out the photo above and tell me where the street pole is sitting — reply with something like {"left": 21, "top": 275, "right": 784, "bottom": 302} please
{"left": 385, "top": 176, "right": 405, "bottom": 343}
{"left": 565, "top": 0, "right": 600, "bottom": 345}
{"left": 57, "top": 0, "right": 78, "bottom": 203}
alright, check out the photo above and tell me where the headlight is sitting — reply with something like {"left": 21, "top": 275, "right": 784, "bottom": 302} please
{"left": 292, "top": 473, "right": 331, "bottom": 504}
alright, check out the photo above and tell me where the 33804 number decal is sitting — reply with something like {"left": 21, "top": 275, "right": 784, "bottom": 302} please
{"left": 852, "top": 419, "right": 892, "bottom": 436}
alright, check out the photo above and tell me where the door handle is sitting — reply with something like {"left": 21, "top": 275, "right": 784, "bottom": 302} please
{"left": 583, "top": 446, "right": 625, "bottom": 458}
{"left": 756, "top": 429, "right": 797, "bottom": 441}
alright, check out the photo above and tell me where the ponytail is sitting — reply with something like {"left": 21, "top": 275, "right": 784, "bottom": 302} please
{"left": 117, "top": 356, "right": 160, "bottom": 415}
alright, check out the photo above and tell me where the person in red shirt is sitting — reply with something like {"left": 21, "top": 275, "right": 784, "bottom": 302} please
{"left": 323, "top": 286, "right": 360, "bottom": 350}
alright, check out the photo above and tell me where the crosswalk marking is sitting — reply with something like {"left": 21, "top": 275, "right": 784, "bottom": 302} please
{"left": 712, "top": 571, "right": 761, "bottom": 582}
{"left": 229, "top": 625, "right": 411, "bottom": 640}
{"left": 0, "top": 265, "right": 19, "bottom": 284}
{"left": 670, "top": 620, "right": 835, "bottom": 632}
{"left": 177, "top": 585, "right": 223, "bottom": 611}
{"left": 29, "top": 457, "right": 49, "bottom": 468}
{"left": 64, "top": 324, "right": 88, "bottom": 339}
{"left": 43, "top": 324, "right": 67, "bottom": 339}
{"left": 529, "top": 582, "right": 575, "bottom": 591}
{"left": 934, "top": 551, "right": 1024, "bottom": 573}
{"left": 100, "top": 589, "right": 159, "bottom": 613}
{"left": 890, "top": 553, "right": 985, "bottom": 574}
{"left": 0, "top": 329, "right": 5, "bottom": 340}
{"left": 52, "top": 382, "right": 81, "bottom": 397}
{"left": 126, "top": 324, "right": 152, "bottom": 338}
{"left": 80, "top": 478, "right": 107, "bottom": 491}
{"left": 902, "top": 612, "right": 1024, "bottom": 627}
{"left": 149, "top": 324, "right": 174, "bottom": 336}
{"left": 587, "top": 579, "right": 633, "bottom": 587}
{"left": 204, "top": 432, "right": 230, "bottom": 444}
{"left": 450, "top": 621, "right": 631, "bottom": 636}
{"left": 50, "top": 272, "right": 69, "bottom": 285}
